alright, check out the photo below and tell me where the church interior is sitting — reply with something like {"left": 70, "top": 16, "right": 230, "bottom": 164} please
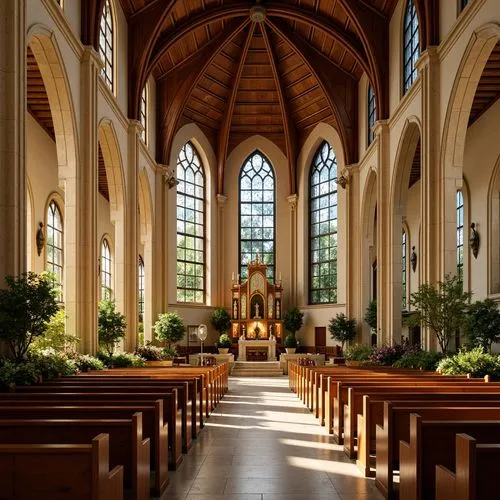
{"left": 2, "top": 0, "right": 500, "bottom": 499}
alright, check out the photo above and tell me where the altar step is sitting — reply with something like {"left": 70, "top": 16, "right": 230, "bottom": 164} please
{"left": 231, "top": 361, "right": 283, "bottom": 377}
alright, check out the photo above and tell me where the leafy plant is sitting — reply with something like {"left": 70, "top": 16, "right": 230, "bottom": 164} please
{"left": 284, "top": 334, "right": 298, "bottom": 349}
{"left": 135, "top": 342, "right": 168, "bottom": 361}
{"left": 409, "top": 274, "right": 472, "bottom": 353}
{"left": 217, "top": 333, "right": 232, "bottom": 349}
{"left": 211, "top": 307, "right": 231, "bottom": 335}
{"left": 97, "top": 351, "right": 145, "bottom": 368}
{"left": 364, "top": 299, "right": 377, "bottom": 331}
{"left": 283, "top": 307, "right": 304, "bottom": 336}
{"left": 437, "top": 347, "right": 500, "bottom": 378}
{"left": 30, "top": 308, "right": 80, "bottom": 354}
{"left": 369, "top": 344, "right": 410, "bottom": 366}
{"left": 344, "top": 344, "right": 373, "bottom": 361}
{"left": 464, "top": 299, "right": 500, "bottom": 351}
{"left": 0, "top": 359, "right": 40, "bottom": 390}
{"left": 154, "top": 312, "right": 185, "bottom": 353}
{"left": 74, "top": 354, "right": 105, "bottom": 372}
{"left": 98, "top": 300, "right": 126, "bottom": 356}
{"left": 162, "top": 347, "right": 179, "bottom": 359}
{"left": 28, "top": 349, "right": 77, "bottom": 379}
{"left": 328, "top": 313, "right": 357, "bottom": 353}
{"left": 0, "top": 272, "right": 59, "bottom": 362}
{"left": 393, "top": 350, "right": 443, "bottom": 371}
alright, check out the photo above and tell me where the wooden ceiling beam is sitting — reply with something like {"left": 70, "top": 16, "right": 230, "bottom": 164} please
{"left": 217, "top": 23, "right": 255, "bottom": 194}
{"left": 267, "top": 18, "right": 357, "bottom": 166}
{"left": 262, "top": 23, "right": 298, "bottom": 195}
{"left": 159, "top": 19, "right": 250, "bottom": 165}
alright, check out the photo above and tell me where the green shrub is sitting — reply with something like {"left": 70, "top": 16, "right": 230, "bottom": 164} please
{"left": 211, "top": 307, "right": 231, "bottom": 335}
{"left": 344, "top": 344, "right": 373, "bottom": 361}
{"left": 436, "top": 347, "right": 500, "bottom": 378}
{"left": 135, "top": 342, "right": 166, "bottom": 361}
{"left": 464, "top": 299, "right": 500, "bottom": 351}
{"left": 98, "top": 300, "right": 126, "bottom": 356}
{"left": 154, "top": 312, "right": 185, "bottom": 352}
{"left": 96, "top": 351, "right": 145, "bottom": 368}
{"left": 28, "top": 349, "right": 77, "bottom": 379}
{"left": 283, "top": 307, "right": 304, "bottom": 336}
{"left": 328, "top": 313, "right": 357, "bottom": 353}
{"left": 284, "top": 334, "right": 298, "bottom": 348}
{"left": 74, "top": 354, "right": 105, "bottom": 372}
{"left": 162, "top": 347, "right": 178, "bottom": 359}
{"left": 0, "top": 360, "right": 40, "bottom": 390}
{"left": 30, "top": 308, "right": 79, "bottom": 354}
{"left": 217, "top": 333, "right": 232, "bottom": 348}
{"left": 393, "top": 350, "right": 443, "bottom": 371}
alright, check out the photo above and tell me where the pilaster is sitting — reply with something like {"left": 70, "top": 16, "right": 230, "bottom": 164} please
{"left": 76, "top": 46, "right": 100, "bottom": 353}
{"left": 374, "top": 120, "right": 391, "bottom": 346}
{"left": 0, "top": 0, "right": 26, "bottom": 279}
{"left": 286, "top": 194, "right": 298, "bottom": 304}
{"left": 217, "top": 194, "right": 228, "bottom": 305}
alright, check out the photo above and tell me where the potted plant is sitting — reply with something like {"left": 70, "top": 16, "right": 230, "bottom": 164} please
{"left": 364, "top": 299, "right": 377, "bottom": 346}
{"left": 135, "top": 341, "right": 169, "bottom": 366}
{"left": 328, "top": 313, "right": 357, "bottom": 355}
{"left": 284, "top": 333, "right": 298, "bottom": 354}
{"left": 0, "top": 272, "right": 59, "bottom": 362}
{"left": 153, "top": 312, "right": 185, "bottom": 366}
{"left": 98, "top": 299, "right": 127, "bottom": 358}
{"left": 217, "top": 333, "right": 232, "bottom": 354}
{"left": 344, "top": 344, "right": 373, "bottom": 367}
{"left": 211, "top": 306, "right": 231, "bottom": 336}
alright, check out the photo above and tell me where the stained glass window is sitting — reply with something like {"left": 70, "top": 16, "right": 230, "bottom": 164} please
{"left": 99, "top": 0, "right": 114, "bottom": 92}
{"left": 457, "top": 191, "right": 464, "bottom": 283}
{"left": 176, "top": 142, "right": 205, "bottom": 303}
{"left": 138, "top": 256, "right": 145, "bottom": 322}
{"left": 403, "top": 0, "right": 420, "bottom": 95}
{"left": 310, "top": 141, "right": 338, "bottom": 304}
{"left": 239, "top": 151, "right": 275, "bottom": 282}
{"left": 402, "top": 229, "right": 407, "bottom": 310}
{"left": 101, "top": 238, "right": 112, "bottom": 300}
{"left": 368, "top": 84, "right": 377, "bottom": 145}
{"left": 46, "top": 200, "right": 63, "bottom": 298}
{"left": 140, "top": 86, "right": 147, "bottom": 143}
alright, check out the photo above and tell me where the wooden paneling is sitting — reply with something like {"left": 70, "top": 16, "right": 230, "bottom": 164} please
{"left": 469, "top": 41, "right": 500, "bottom": 127}
{"left": 26, "top": 47, "right": 55, "bottom": 141}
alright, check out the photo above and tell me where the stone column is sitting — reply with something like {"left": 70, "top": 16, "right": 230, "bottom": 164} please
{"left": 75, "top": 46, "right": 100, "bottom": 353}
{"left": 286, "top": 194, "right": 298, "bottom": 304}
{"left": 374, "top": 120, "right": 392, "bottom": 346}
{"left": 0, "top": 0, "right": 26, "bottom": 279}
{"left": 123, "top": 120, "right": 141, "bottom": 350}
{"left": 216, "top": 194, "right": 228, "bottom": 305}
{"left": 417, "top": 48, "right": 442, "bottom": 349}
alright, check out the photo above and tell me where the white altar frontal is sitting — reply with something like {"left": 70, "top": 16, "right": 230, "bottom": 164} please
{"left": 238, "top": 339, "right": 277, "bottom": 361}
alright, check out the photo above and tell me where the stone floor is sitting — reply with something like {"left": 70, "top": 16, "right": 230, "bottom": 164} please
{"left": 159, "top": 376, "right": 383, "bottom": 500}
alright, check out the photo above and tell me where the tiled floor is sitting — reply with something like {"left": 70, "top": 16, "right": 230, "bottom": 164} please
{"left": 159, "top": 376, "right": 383, "bottom": 500}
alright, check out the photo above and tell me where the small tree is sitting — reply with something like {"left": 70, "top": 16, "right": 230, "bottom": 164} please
{"left": 328, "top": 313, "right": 357, "bottom": 354}
{"left": 154, "top": 312, "right": 185, "bottom": 357}
{"left": 31, "top": 307, "right": 80, "bottom": 354}
{"left": 364, "top": 299, "right": 377, "bottom": 331}
{"left": 464, "top": 298, "right": 500, "bottom": 351}
{"left": 409, "top": 274, "right": 472, "bottom": 353}
{"left": 283, "top": 307, "right": 304, "bottom": 336}
{"left": 98, "top": 300, "right": 126, "bottom": 356}
{"left": 211, "top": 306, "right": 231, "bottom": 335}
{"left": 0, "top": 272, "right": 59, "bottom": 362}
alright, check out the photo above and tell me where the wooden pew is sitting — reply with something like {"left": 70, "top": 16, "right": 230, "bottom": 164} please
{"left": 0, "top": 414, "right": 149, "bottom": 500}
{"left": 435, "top": 433, "right": 500, "bottom": 500}
{"left": 0, "top": 402, "right": 168, "bottom": 496}
{"left": 13, "top": 385, "right": 183, "bottom": 469}
{"left": 0, "top": 433, "right": 123, "bottom": 500}
{"left": 398, "top": 414, "right": 500, "bottom": 500}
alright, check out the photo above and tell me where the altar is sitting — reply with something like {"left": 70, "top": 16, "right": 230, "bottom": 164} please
{"left": 238, "top": 339, "right": 277, "bottom": 361}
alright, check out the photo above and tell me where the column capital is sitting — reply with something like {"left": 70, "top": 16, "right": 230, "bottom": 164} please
{"left": 416, "top": 46, "right": 439, "bottom": 73}
{"left": 82, "top": 45, "right": 104, "bottom": 70}
{"left": 373, "top": 119, "right": 389, "bottom": 138}
{"left": 156, "top": 164, "right": 178, "bottom": 189}
{"left": 217, "top": 194, "right": 228, "bottom": 207}
{"left": 128, "top": 119, "right": 143, "bottom": 135}
{"left": 287, "top": 194, "right": 298, "bottom": 210}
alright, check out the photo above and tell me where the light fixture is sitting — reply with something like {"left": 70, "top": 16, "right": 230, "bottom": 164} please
{"left": 410, "top": 246, "right": 417, "bottom": 272}
{"left": 198, "top": 323, "right": 208, "bottom": 365}
{"left": 250, "top": 5, "right": 266, "bottom": 22}
{"left": 337, "top": 171, "right": 349, "bottom": 189}
{"left": 470, "top": 222, "right": 480, "bottom": 259}
{"left": 36, "top": 222, "right": 45, "bottom": 256}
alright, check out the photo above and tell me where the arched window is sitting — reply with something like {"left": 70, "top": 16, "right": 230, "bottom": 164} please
{"left": 309, "top": 141, "right": 338, "bottom": 304}
{"left": 176, "top": 142, "right": 205, "bottom": 303}
{"left": 460, "top": 0, "right": 469, "bottom": 12}
{"left": 99, "top": 0, "right": 114, "bottom": 92}
{"left": 46, "top": 200, "right": 63, "bottom": 296}
{"left": 239, "top": 151, "right": 275, "bottom": 282}
{"left": 138, "top": 256, "right": 145, "bottom": 322}
{"left": 100, "top": 238, "right": 112, "bottom": 300}
{"left": 140, "top": 85, "right": 148, "bottom": 143}
{"left": 457, "top": 190, "right": 464, "bottom": 283}
{"left": 402, "top": 229, "right": 407, "bottom": 310}
{"left": 403, "top": 0, "right": 420, "bottom": 95}
{"left": 367, "top": 84, "right": 377, "bottom": 145}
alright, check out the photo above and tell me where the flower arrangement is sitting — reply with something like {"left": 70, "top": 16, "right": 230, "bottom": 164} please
{"left": 368, "top": 342, "right": 419, "bottom": 366}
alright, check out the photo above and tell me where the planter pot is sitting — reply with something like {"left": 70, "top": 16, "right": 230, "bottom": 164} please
{"left": 145, "top": 360, "right": 173, "bottom": 367}
{"left": 285, "top": 348, "right": 296, "bottom": 354}
{"left": 218, "top": 348, "right": 229, "bottom": 354}
{"left": 345, "top": 360, "right": 361, "bottom": 367}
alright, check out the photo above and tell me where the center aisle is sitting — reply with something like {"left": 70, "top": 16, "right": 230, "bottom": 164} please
{"left": 161, "top": 376, "right": 383, "bottom": 500}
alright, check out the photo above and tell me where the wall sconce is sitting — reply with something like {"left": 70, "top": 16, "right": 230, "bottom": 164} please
{"left": 36, "top": 222, "right": 45, "bottom": 256}
{"left": 410, "top": 246, "right": 417, "bottom": 272}
{"left": 470, "top": 222, "right": 480, "bottom": 259}
{"left": 159, "top": 165, "right": 179, "bottom": 189}
{"left": 337, "top": 171, "right": 348, "bottom": 189}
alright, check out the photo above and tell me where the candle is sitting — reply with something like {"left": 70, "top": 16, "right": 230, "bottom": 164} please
{"left": 232, "top": 272, "right": 235, "bottom": 282}
{"left": 279, "top": 272, "right": 282, "bottom": 282}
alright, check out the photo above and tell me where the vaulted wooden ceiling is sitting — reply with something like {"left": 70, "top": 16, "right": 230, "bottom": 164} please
{"left": 82, "top": 0, "right": 438, "bottom": 194}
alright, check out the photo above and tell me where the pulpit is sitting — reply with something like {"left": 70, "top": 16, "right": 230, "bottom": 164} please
{"left": 230, "top": 255, "right": 284, "bottom": 345}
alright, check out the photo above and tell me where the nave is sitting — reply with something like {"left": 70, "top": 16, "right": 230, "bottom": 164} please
{"left": 162, "top": 377, "right": 382, "bottom": 500}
